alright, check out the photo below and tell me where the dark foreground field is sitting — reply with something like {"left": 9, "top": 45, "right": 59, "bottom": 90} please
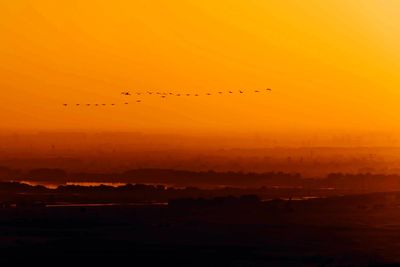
{"left": 1, "top": 193, "right": 400, "bottom": 266}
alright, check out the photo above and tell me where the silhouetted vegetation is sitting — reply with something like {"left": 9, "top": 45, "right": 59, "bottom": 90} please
{"left": 1, "top": 168, "right": 400, "bottom": 265}
{"left": 2, "top": 167, "right": 400, "bottom": 194}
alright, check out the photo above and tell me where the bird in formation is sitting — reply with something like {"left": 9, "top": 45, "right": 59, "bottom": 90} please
{"left": 63, "top": 88, "right": 271, "bottom": 107}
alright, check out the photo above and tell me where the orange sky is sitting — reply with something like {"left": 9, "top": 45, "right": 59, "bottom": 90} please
{"left": 1, "top": 0, "right": 400, "bottom": 136}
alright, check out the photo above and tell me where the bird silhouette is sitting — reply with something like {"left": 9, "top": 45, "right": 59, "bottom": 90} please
{"left": 70, "top": 87, "right": 272, "bottom": 110}
{"left": 63, "top": 104, "right": 68, "bottom": 107}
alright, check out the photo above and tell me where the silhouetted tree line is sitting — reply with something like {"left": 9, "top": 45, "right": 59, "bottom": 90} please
{"left": 0, "top": 167, "right": 302, "bottom": 186}
{"left": 1, "top": 167, "right": 400, "bottom": 197}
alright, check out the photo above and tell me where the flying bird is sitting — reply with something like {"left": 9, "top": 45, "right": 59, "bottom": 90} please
{"left": 255, "top": 90, "right": 259, "bottom": 93}
{"left": 266, "top": 88, "right": 272, "bottom": 91}
{"left": 239, "top": 90, "right": 244, "bottom": 94}
{"left": 228, "top": 91, "right": 233, "bottom": 94}
{"left": 136, "top": 100, "right": 141, "bottom": 102}
{"left": 121, "top": 91, "right": 131, "bottom": 96}
{"left": 63, "top": 104, "right": 68, "bottom": 107}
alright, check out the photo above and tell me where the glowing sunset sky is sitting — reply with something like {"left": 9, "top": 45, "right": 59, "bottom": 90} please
{"left": 1, "top": 0, "right": 400, "bottom": 135}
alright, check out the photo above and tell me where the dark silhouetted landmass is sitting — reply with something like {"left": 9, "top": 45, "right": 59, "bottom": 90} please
{"left": 2, "top": 169, "right": 400, "bottom": 265}
{"left": 1, "top": 190, "right": 400, "bottom": 265}
{"left": 2, "top": 167, "right": 400, "bottom": 193}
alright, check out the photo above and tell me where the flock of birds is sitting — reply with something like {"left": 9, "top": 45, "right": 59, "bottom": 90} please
{"left": 62, "top": 88, "right": 272, "bottom": 107}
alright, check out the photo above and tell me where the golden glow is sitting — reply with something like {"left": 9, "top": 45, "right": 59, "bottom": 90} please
{"left": 1, "top": 0, "right": 400, "bottom": 134}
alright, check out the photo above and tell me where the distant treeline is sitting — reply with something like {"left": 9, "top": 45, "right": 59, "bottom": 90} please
{"left": 0, "top": 181, "right": 331, "bottom": 205}
{"left": 1, "top": 166, "right": 400, "bottom": 192}
{"left": 1, "top": 166, "right": 301, "bottom": 186}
